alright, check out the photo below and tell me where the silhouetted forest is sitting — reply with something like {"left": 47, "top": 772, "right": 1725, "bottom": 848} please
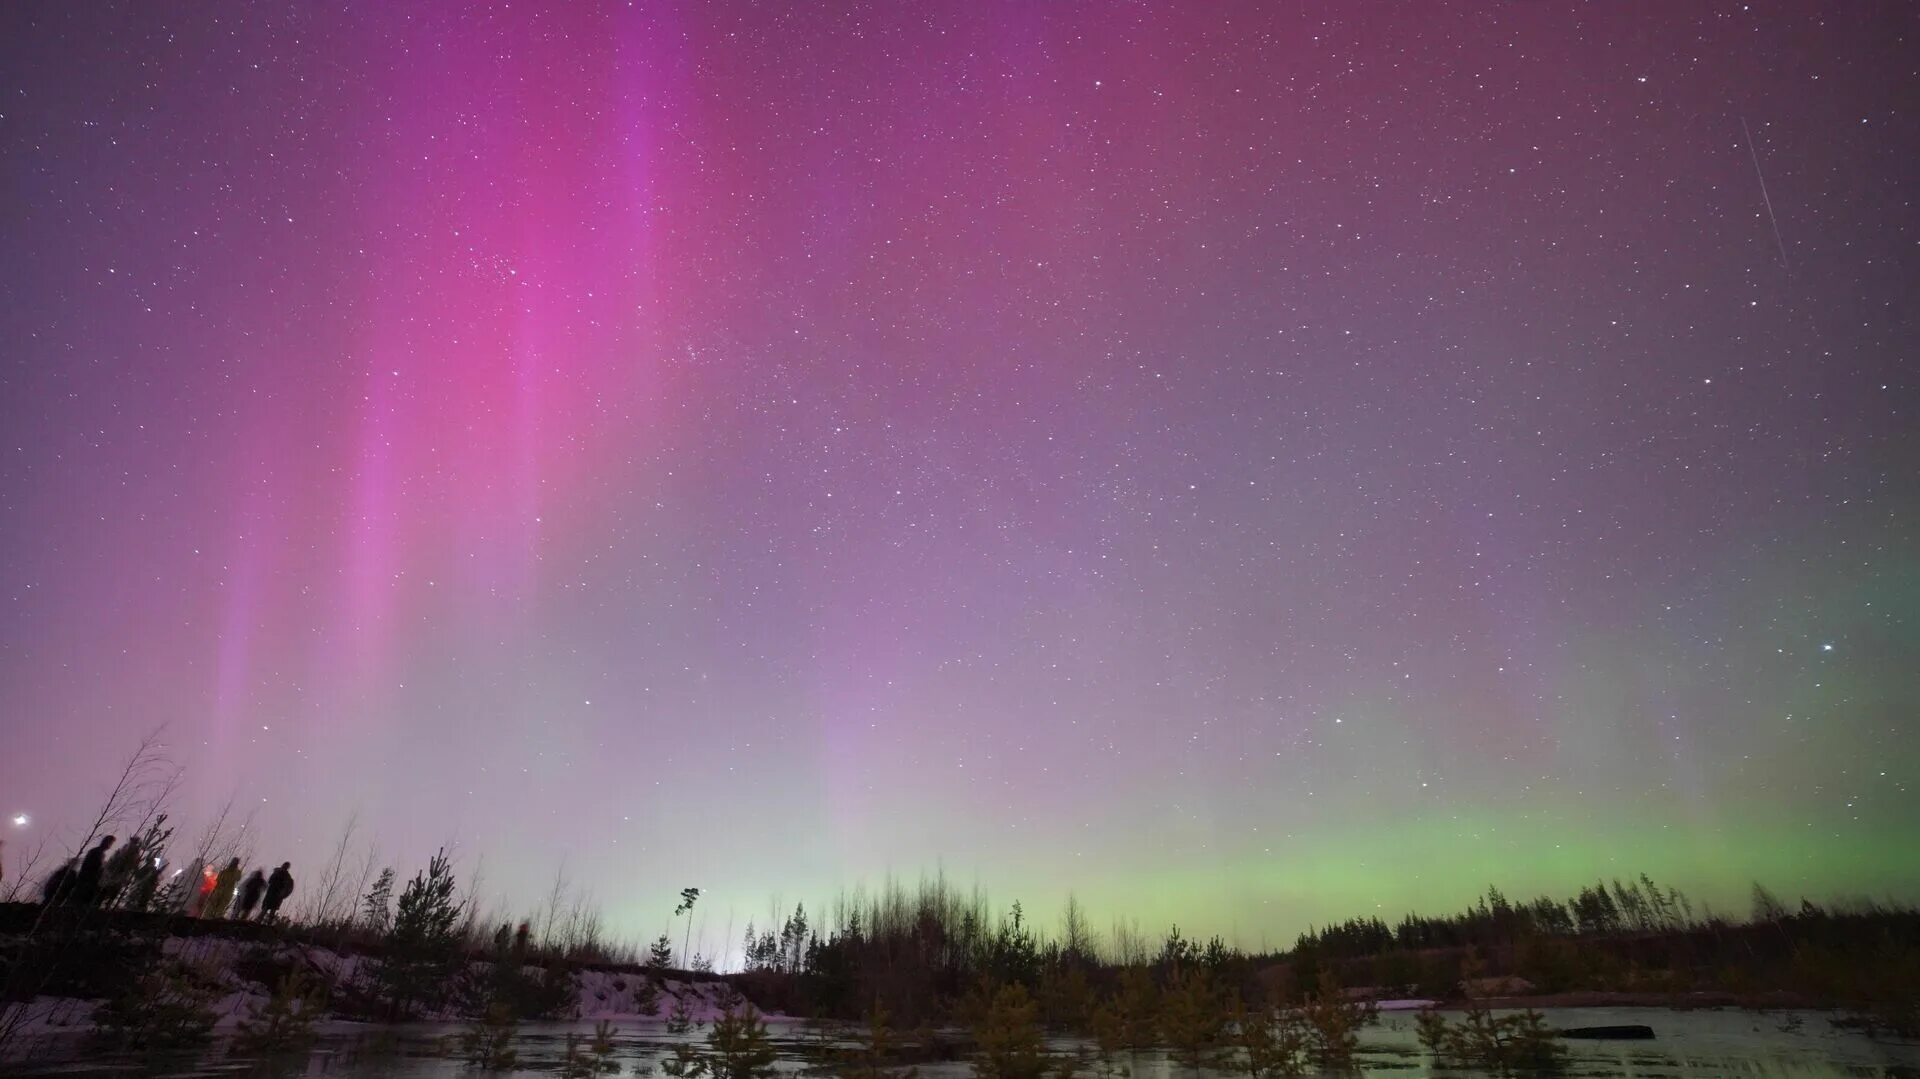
{"left": 727, "top": 875, "right": 1920, "bottom": 1038}
{"left": 4, "top": 737, "right": 1917, "bottom": 1067}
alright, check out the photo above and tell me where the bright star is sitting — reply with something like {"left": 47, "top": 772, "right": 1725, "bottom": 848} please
{"left": 9, "top": 814, "right": 27, "bottom": 828}
{"left": 1821, "top": 643, "right": 1834, "bottom": 652}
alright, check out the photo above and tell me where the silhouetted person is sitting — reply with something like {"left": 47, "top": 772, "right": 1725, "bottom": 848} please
{"left": 513, "top": 921, "right": 531, "bottom": 962}
{"left": 70, "top": 835, "right": 116, "bottom": 907}
{"left": 176, "top": 858, "right": 209, "bottom": 914}
{"left": 234, "top": 868, "right": 267, "bottom": 920}
{"left": 494, "top": 922, "right": 512, "bottom": 955}
{"left": 41, "top": 859, "right": 77, "bottom": 905}
{"left": 261, "top": 862, "right": 294, "bottom": 922}
{"left": 208, "top": 858, "right": 242, "bottom": 918}
{"left": 194, "top": 861, "right": 217, "bottom": 914}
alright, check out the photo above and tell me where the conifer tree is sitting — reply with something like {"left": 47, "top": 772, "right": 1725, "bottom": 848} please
{"left": 1089, "top": 967, "right": 1157, "bottom": 1053}
{"left": 1225, "top": 995, "right": 1308, "bottom": 1079}
{"left": 1296, "top": 972, "right": 1372, "bottom": 1072}
{"left": 1158, "top": 969, "right": 1224, "bottom": 1072}
{"left": 841, "top": 998, "right": 919, "bottom": 1079}
{"left": 676, "top": 887, "right": 702, "bottom": 969}
{"left": 781, "top": 903, "right": 811, "bottom": 973}
{"left": 460, "top": 1003, "right": 520, "bottom": 1070}
{"left": 972, "top": 984, "right": 1047, "bottom": 1079}
{"left": 558, "top": 1020, "right": 621, "bottom": 1077}
{"left": 650, "top": 932, "right": 677, "bottom": 969}
{"left": 633, "top": 976, "right": 662, "bottom": 1016}
{"left": 708, "top": 1005, "right": 778, "bottom": 1079}
{"left": 361, "top": 867, "right": 395, "bottom": 932}
{"left": 231, "top": 969, "right": 325, "bottom": 1058}
{"left": 368, "top": 849, "right": 462, "bottom": 1019}
{"left": 666, "top": 990, "right": 697, "bottom": 1035}
{"left": 1039, "top": 964, "right": 1093, "bottom": 1030}
{"left": 1416, "top": 1006, "right": 1563, "bottom": 1071}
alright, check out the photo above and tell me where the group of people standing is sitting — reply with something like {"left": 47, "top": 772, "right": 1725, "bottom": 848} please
{"left": 38, "top": 835, "right": 296, "bottom": 923}
{"left": 39, "top": 834, "right": 164, "bottom": 910}
{"left": 183, "top": 856, "right": 297, "bottom": 922}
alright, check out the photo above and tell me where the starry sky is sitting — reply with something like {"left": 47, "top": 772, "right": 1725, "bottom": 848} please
{"left": 2, "top": 1, "right": 1916, "bottom": 954}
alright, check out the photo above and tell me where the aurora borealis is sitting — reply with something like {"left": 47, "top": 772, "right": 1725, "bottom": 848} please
{"left": 1, "top": 1, "right": 1916, "bottom": 955}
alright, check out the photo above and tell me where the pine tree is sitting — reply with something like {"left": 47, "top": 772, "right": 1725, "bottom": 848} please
{"left": 1090, "top": 967, "right": 1157, "bottom": 1053}
{"left": 972, "top": 984, "right": 1047, "bottom": 1079}
{"left": 1416, "top": 1006, "right": 1563, "bottom": 1071}
{"left": 842, "top": 998, "right": 919, "bottom": 1079}
{"left": 117, "top": 814, "right": 176, "bottom": 911}
{"left": 781, "top": 904, "right": 811, "bottom": 974}
{"left": 633, "top": 976, "right": 663, "bottom": 1016}
{"left": 987, "top": 902, "right": 1040, "bottom": 987}
{"left": 1038, "top": 964, "right": 1093, "bottom": 1029}
{"left": 460, "top": 1003, "right": 520, "bottom": 1070}
{"left": 558, "top": 1020, "right": 621, "bottom": 1077}
{"left": 89, "top": 962, "right": 222, "bottom": 1054}
{"left": 662, "top": 1043, "right": 709, "bottom": 1078}
{"left": 650, "top": 933, "right": 676, "bottom": 969}
{"left": 1158, "top": 969, "right": 1224, "bottom": 1072}
{"left": 231, "top": 969, "right": 326, "bottom": 1057}
{"left": 368, "top": 849, "right": 462, "bottom": 1019}
{"left": 676, "top": 887, "right": 702, "bottom": 969}
{"left": 666, "top": 991, "right": 697, "bottom": 1035}
{"left": 361, "top": 867, "right": 395, "bottom": 932}
{"left": 1296, "top": 972, "right": 1372, "bottom": 1072}
{"left": 1200, "top": 936, "right": 1232, "bottom": 974}
{"left": 708, "top": 1005, "right": 777, "bottom": 1079}
{"left": 1227, "top": 995, "right": 1307, "bottom": 1079}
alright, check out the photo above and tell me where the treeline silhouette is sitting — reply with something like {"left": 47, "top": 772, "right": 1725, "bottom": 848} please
{"left": 1297, "top": 874, "right": 1695, "bottom": 961}
{"left": 4, "top": 735, "right": 1918, "bottom": 1057}
{"left": 722, "top": 874, "right": 1918, "bottom": 1038}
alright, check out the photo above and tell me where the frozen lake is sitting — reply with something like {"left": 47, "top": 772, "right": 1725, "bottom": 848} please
{"left": 9, "top": 1006, "right": 1920, "bottom": 1078}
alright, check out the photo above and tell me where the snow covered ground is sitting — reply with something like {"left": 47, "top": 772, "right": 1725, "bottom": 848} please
{"left": 1, "top": 934, "right": 782, "bottom": 1041}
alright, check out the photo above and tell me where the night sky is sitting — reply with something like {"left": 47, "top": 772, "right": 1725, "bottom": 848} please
{"left": 2, "top": 2, "right": 1916, "bottom": 955}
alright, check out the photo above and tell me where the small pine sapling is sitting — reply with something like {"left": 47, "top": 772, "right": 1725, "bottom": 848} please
{"left": 460, "top": 1003, "right": 520, "bottom": 1071}
{"left": 972, "top": 984, "right": 1048, "bottom": 1079}
{"left": 708, "top": 1005, "right": 778, "bottom": 1079}
{"left": 1158, "top": 969, "right": 1225, "bottom": 1072}
{"left": 661, "top": 1043, "right": 709, "bottom": 1078}
{"left": 231, "top": 968, "right": 327, "bottom": 1058}
{"left": 1415, "top": 1006, "right": 1564, "bottom": 1072}
{"left": 650, "top": 934, "right": 676, "bottom": 969}
{"left": 559, "top": 1019, "right": 622, "bottom": 1077}
{"left": 666, "top": 990, "right": 697, "bottom": 1035}
{"left": 1225, "top": 994, "right": 1308, "bottom": 1079}
{"left": 89, "top": 961, "right": 222, "bottom": 1055}
{"left": 838, "top": 998, "right": 920, "bottom": 1079}
{"left": 1296, "top": 972, "right": 1373, "bottom": 1071}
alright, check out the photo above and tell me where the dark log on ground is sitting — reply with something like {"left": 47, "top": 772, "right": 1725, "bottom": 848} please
{"left": 1557, "top": 1024, "right": 1655, "bottom": 1040}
